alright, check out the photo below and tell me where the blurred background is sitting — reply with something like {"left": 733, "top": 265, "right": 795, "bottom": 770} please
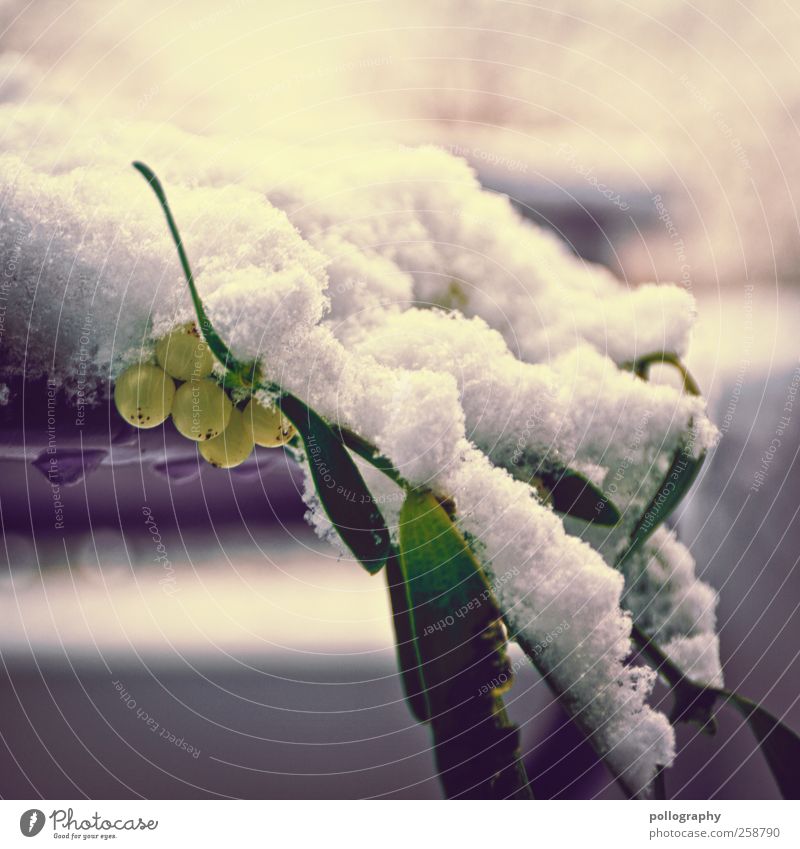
{"left": 0, "top": 0, "right": 799, "bottom": 799}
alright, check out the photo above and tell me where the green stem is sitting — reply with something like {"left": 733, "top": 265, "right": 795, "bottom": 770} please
{"left": 630, "top": 623, "right": 683, "bottom": 688}
{"left": 624, "top": 351, "right": 701, "bottom": 396}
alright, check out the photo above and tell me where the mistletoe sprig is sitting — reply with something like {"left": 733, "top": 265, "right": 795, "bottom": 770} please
{"left": 129, "top": 162, "right": 800, "bottom": 800}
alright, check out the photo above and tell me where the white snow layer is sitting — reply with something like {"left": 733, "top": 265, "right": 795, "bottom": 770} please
{"left": 0, "top": 108, "right": 723, "bottom": 795}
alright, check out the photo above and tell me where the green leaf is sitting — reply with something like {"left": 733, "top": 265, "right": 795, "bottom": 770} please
{"left": 618, "top": 351, "right": 706, "bottom": 563}
{"left": 398, "top": 489, "right": 532, "bottom": 799}
{"left": 537, "top": 467, "right": 620, "bottom": 525}
{"left": 620, "top": 440, "right": 705, "bottom": 566}
{"left": 726, "top": 693, "right": 800, "bottom": 799}
{"left": 279, "top": 393, "right": 392, "bottom": 574}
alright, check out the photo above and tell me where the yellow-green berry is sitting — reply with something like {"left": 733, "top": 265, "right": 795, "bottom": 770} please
{"left": 199, "top": 408, "right": 255, "bottom": 468}
{"left": 171, "top": 378, "right": 233, "bottom": 442}
{"left": 243, "top": 398, "right": 295, "bottom": 447}
{"left": 155, "top": 322, "right": 215, "bottom": 381}
{"left": 114, "top": 364, "right": 175, "bottom": 429}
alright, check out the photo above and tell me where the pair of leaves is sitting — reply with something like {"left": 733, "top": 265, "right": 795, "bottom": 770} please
{"left": 337, "top": 428, "right": 620, "bottom": 527}
{"left": 393, "top": 489, "right": 532, "bottom": 799}
{"left": 133, "top": 162, "right": 391, "bottom": 574}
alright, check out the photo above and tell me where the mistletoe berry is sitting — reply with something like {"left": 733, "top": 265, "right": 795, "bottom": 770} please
{"left": 171, "top": 378, "right": 232, "bottom": 441}
{"left": 199, "top": 408, "right": 255, "bottom": 468}
{"left": 243, "top": 399, "right": 295, "bottom": 447}
{"left": 155, "top": 322, "right": 215, "bottom": 381}
{"left": 113, "top": 363, "right": 175, "bottom": 428}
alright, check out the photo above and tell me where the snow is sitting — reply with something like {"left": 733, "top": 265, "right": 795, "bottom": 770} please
{"left": 0, "top": 103, "right": 722, "bottom": 795}
{"left": 622, "top": 527, "right": 722, "bottom": 687}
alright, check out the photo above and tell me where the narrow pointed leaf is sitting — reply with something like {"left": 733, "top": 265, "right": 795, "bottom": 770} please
{"left": 538, "top": 467, "right": 620, "bottom": 525}
{"left": 617, "top": 352, "right": 707, "bottom": 562}
{"left": 399, "top": 489, "right": 532, "bottom": 799}
{"left": 279, "top": 393, "right": 392, "bottom": 574}
{"left": 621, "top": 441, "right": 704, "bottom": 565}
{"left": 618, "top": 352, "right": 706, "bottom": 563}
